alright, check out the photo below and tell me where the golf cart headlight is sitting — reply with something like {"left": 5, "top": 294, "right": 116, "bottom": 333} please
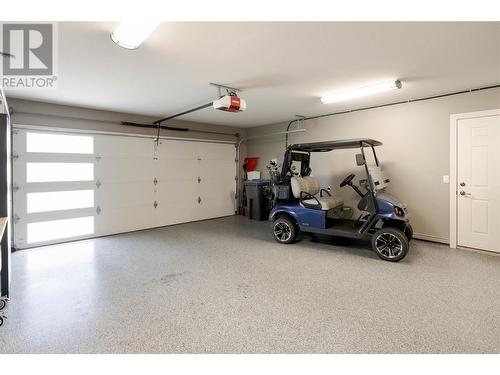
{"left": 394, "top": 206, "right": 405, "bottom": 217}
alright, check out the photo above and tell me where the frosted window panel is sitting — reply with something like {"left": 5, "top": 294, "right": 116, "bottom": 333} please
{"left": 27, "top": 190, "right": 94, "bottom": 213}
{"left": 27, "top": 216, "right": 94, "bottom": 244}
{"left": 27, "top": 132, "right": 94, "bottom": 154}
{"left": 27, "top": 163, "right": 94, "bottom": 183}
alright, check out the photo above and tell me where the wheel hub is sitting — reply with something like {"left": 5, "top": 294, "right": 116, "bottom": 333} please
{"left": 274, "top": 221, "right": 292, "bottom": 242}
{"left": 375, "top": 233, "right": 402, "bottom": 258}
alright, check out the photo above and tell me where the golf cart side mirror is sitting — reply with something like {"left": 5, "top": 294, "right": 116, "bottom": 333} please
{"left": 355, "top": 154, "right": 365, "bottom": 166}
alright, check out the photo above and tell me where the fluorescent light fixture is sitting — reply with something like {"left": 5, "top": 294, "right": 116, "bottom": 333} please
{"left": 111, "top": 21, "right": 161, "bottom": 50}
{"left": 320, "top": 80, "right": 402, "bottom": 104}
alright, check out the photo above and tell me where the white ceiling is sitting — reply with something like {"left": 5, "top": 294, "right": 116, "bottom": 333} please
{"left": 6, "top": 22, "right": 500, "bottom": 128}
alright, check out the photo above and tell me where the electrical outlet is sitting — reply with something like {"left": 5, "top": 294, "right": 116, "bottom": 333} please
{"left": 443, "top": 175, "right": 449, "bottom": 184}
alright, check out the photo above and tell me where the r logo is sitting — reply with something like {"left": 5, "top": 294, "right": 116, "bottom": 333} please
{"left": 2, "top": 24, "right": 53, "bottom": 76}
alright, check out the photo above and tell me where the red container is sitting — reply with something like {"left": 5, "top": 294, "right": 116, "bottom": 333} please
{"left": 244, "top": 157, "right": 259, "bottom": 172}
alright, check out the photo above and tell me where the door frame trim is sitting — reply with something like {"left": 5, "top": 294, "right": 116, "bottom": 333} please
{"left": 449, "top": 108, "right": 500, "bottom": 249}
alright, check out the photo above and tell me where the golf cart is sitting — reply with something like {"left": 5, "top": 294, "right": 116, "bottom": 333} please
{"left": 269, "top": 138, "right": 412, "bottom": 262}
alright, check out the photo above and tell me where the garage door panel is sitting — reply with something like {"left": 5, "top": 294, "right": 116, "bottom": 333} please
{"left": 155, "top": 181, "right": 199, "bottom": 222}
{"left": 96, "top": 182, "right": 154, "bottom": 209}
{"left": 155, "top": 179, "right": 198, "bottom": 197}
{"left": 14, "top": 154, "right": 96, "bottom": 163}
{"left": 95, "top": 205, "right": 156, "bottom": 234}
{"left": 26, "top": 162, "right": 95, "bottom": 183}
{"left": 14, "top": 159, "right": 96, "bottom": 186}
{"left": 157, "top": 140, "right": 200, "bottom": 159}
{"left": 200, "top": 197, "right": 235, "bottom": 219}
{"left": 26, "top": 216, "right": 95, "bottom": 247}
{"left": 200, "top": 180, "right": 236, "bottom": 218}
{"left": 24, "top": 207, "right": 96, "bottom": 223}
{"left": 94, "top": 136, "right": 154, "bottom": 158}
{"left": 14, "top": 208, "right": 97, "bottom": 248}
{"left": 15, "top": 181, "right": 96, "bottom": 193}
{"left": 199, "top": 160, "right": 235, "bottom": 181}
{"left": 154, "top": 159, "right": 199, "bottom": 181}
{"left": 154, "top": 201, "right": 200, "bottom": 226}
{"left": 198, "top": 142, "right": 235, "bottom": 160}
{"left": 96, "top": 158, "right": 155, "bottom": 183}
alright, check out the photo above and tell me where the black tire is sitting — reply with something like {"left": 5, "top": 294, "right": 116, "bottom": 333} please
{"left": 371, "top": 227, "right": 409, "bottom": 262}
{"left": 0, "top": 299, "right": 5, "bottom": 311}
{"left": 0, "top": 316, "right": 3, "bottom": 327}
{"left": 404, "top": 224, "right": 413, "bottom": 241}
{"left": 272, "top": 216, "right": 298, "bottom": 244}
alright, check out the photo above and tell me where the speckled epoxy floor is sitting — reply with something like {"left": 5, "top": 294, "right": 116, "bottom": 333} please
{"left": 1, "top": 215, "right": 499, "bottom": 353}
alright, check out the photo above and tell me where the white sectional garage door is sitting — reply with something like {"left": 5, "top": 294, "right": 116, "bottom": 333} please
{"left": 12, "top": 127, "right": 236, "bottom": 249}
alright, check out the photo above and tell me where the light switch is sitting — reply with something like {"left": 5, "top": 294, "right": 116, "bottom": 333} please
{"left": 443, "top": 175, "right": 449, "bottom": 184}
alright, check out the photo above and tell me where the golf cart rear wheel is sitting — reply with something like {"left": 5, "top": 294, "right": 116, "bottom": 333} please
{"left": 273, "top": 217, "right": 298, "bottom": 244}
{"left": 0, "top": 299, "right": 5, "bottom": 311}
{"left": 371, "top": 228, "right": 409, "bottom": 262}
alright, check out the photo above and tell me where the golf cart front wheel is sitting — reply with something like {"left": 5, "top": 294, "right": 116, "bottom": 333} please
{"left": 371, "top": 228, "right": 409, "bottom": 262}
{"left": 273, "top": 217, "right": 298, "bottom": 244}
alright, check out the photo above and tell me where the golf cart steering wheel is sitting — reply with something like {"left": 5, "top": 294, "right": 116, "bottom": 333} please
{"left": 340, "top": 173, "right": 356, "bottom": 187}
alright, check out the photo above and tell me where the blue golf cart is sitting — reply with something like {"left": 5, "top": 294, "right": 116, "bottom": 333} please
{"left": 269, "top": 138, "right": 412, "bottom": 262}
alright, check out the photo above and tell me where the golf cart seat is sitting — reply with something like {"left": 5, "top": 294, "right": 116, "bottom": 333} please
{"left": 291, "top": 176, "right": 344, "bottom": 210}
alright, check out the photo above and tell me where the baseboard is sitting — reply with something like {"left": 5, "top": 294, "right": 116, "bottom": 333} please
{"left": 413, "top": 232, "right": 449, "bottom": 245}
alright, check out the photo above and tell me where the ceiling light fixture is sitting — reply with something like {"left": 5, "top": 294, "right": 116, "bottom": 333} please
{"left": 320, "top": 80, "right": 402, "bottom": 104}
{"left": 111, "top": 21, "right": 161, "bottom": 50}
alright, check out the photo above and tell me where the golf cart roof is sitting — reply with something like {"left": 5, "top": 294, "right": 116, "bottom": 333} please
{"left": 289, "top": 138, "right": 382, "bottom": 152}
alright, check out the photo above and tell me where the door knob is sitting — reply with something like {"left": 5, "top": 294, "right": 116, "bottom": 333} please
{"left": 459, "top": 191, "right": 471, "bottom": 196}
{"left": 460, "top": 182, "right": 466, "bottom": 187}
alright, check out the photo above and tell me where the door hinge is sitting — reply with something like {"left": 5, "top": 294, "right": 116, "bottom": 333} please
{"left": 197, "top": 157, "right": 202, "bottom": 161}
{"left": 95, "top": 155, "right": 101, "bottom": 161}
{"left": 198, "top": 197, "right": 202, "bottom": 204}
{"left": 12, "top": 183, "right": 19, "bottom": 192}
{"left": 154, "top": 200, "right": 158, "bottom": 208}
{"left": 96, "top": 206, "right": 101, "bottom": 215}
{"left": 96, "top": 180, "right": 101, "bottom": 188}
{"left": 197, "top": 176, "right": 201, "bottom": 183}
{"left": 12, "top": 152, "right": 19, "bottom": 160}
{"left": 153, "top": 177, "right": 158, "bottom": 185}
{"left": 13, "top": 214, "right": 20, "bottom": 224}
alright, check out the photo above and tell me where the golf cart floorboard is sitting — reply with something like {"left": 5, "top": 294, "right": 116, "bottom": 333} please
{"left": 299, "top": 218, "right": 369, "bottom": 239}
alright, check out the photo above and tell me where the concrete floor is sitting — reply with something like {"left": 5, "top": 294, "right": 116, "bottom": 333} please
{"left": 0, "top": 216, "right": 499, "bottom": 353}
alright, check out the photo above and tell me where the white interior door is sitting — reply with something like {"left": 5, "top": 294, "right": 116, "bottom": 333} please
{"left": 457, "top": 113, "right": 500, "bottom": 252}
{"left": 12, "top": 127, "right": 236, "bottom": 249}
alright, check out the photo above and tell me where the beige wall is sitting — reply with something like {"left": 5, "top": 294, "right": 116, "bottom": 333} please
{"left": 246, "top": 87, "right": 500, "bottom": 243}
{"left": 8, "top": 98, "right": 244, "bottom": 143}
